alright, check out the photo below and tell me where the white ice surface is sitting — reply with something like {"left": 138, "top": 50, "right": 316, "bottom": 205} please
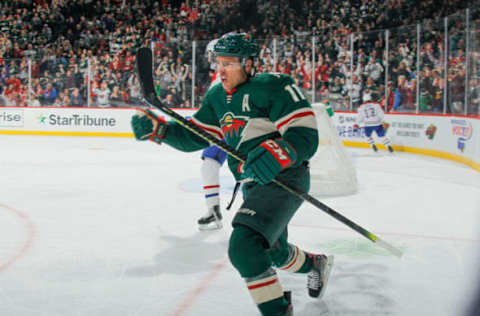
{"left": 0, "top": 135, "right": 479, "bottom": 316}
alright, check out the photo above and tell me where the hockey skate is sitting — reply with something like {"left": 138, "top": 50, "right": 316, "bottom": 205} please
{"left": 198, "top": 205, "right": 223, "bottom": 231}
{"left": 307, "top": 254, "right": 334, "bottom": 298}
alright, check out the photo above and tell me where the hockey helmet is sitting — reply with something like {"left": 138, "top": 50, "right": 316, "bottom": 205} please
{"left": 205, "top": 38, "right": 218, "bottom": 55}
{"left": 213, "top": 33, "right": 259, "bottom": 59}
{"left": 206, "top": 38, "right": 219, "bottom": 65}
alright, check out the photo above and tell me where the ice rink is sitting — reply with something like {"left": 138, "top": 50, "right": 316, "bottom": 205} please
{"left": 1, "top": 135, "right": 479, "bottom": 316}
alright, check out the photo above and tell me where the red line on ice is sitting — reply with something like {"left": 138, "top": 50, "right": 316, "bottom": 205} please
{"left": 0, "top": 204, "right": 36, "bottom": 273}
{"left": 172, "top": 259, "right": 228, "bottom": 316}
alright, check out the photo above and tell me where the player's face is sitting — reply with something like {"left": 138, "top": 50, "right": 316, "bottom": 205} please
{"left": 216, "top": 56, "right": 247, "bottom": 91}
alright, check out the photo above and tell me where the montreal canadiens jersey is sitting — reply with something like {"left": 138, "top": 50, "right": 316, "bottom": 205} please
{"left": 163, "top": 73, "right": 319, "bottom": 181}
{"left": 356, "top": 101, "right": 385, "bottom": 127}
{"left": 209, "top": 70, "right": 221, "bottom": 88}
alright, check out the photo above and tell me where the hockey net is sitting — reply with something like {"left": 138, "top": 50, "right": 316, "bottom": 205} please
{"left": 308, "top": 102, "right": 358, "bottom": 196}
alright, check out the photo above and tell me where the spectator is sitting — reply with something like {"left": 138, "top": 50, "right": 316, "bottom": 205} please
{"left": 364, "top": 76, "right": 380, "bottom": 100}
{"left": 393, "top": 76, "right": 415, "bottom": 112}
{"left": 419, "top": 89, "right": 434, "bottom": 112}
{"left": 345, "top": 74, "right": 363, "bottom": 109}
{"left": 431, "top": 71, "right": 444, "bottom": 112}
{"left": 93, "top": 81, "right": 110, "bottom": 107}
{"left": 469, "top": 78, "right": 480, "bottom": 115}
{"left": 109, "top": 85, "right": 125, "bottom": 107}
{"left": 170, "top": 60, "right": 189, "bottom": 98}
{"left": 163, "top": 93, "right": 176, "bottom": 108}
{"left": 70, "top": 87, "right": 85, "bottom": 107}
{"left": 182, "top": 99, "right": 193, "bottom": 108}
{"left": 127, "top": 74, "right": 142, "bottom": 104}
{"left": 43, "top": 83, "right": 58, "bottom": 105}
{"left": 391, "top": 61, "right": 413, "bottom": 84}
{"left": 168, "top": 86, "right": 183, "bottom": 106}
{"left": 448, "top": 67, "right": 466, "bottom": 114}
{"left": 62, "top": 91, "right": 72, "bottom": 107}
{"left": 63, "top": 69, "right": 76, "bottom": 92}
{"left": 420, "top": 65, "right": 434, "bottom": 94}
{"left": 381, "top": 81, "right": 396, "bottom": 112}
{"left": 155, "top": 58, "right": 172, "bottom": 99}
{"left": 364, "top": 57, "right": 384, "bottom": 85}
{"left": 328, "top": 77, "right": 344, "bottom": 106}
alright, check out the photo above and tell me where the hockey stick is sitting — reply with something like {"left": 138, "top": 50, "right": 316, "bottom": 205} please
{"left": 135, "top": 47, "right": 403, "bottom": 258}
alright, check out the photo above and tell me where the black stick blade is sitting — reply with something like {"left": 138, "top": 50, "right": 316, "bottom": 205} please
{"left": 136, "top": 47, "right": 155, "bottom": 99}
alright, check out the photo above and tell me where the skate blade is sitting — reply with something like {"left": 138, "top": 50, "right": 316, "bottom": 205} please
{"left": 318, "top": 255, "right": 334, "bottom": 299}
{"left": 198, "top": 221, "right": 223, "bottom": 231}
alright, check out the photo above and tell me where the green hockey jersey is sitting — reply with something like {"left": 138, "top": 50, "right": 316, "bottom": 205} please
{"left": 163, "top": 73, "right": 319, "bottom": 181}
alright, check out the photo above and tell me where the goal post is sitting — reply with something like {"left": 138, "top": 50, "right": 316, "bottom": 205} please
{"left": 309, "top": 102, "right": 358, "bottom": 197}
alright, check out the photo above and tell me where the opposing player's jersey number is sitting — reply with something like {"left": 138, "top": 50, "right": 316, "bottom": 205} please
{"left": 363, "top": 107, "right": 376, "bottom": 118}
{"left": 285, "top": 84, "right": 306, "bottom": 103}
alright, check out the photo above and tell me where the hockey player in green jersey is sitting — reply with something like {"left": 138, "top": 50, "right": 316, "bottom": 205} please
{"left": 131, "top": 33, "right": 333, "bottom": 316}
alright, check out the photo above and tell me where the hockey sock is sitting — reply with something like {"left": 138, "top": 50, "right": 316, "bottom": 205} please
{"left": 381, "top": 137, "right": 392, "bottom": 147}
{"left": 367, "top": 137, "right": 375, "bottom": 148}
{"left": 201, "top": 158, "right": 221, "bottom": 209}
{"left": 229, "top": 225, "right": 290, "bottom": 315}
{"left": 276, "top": 244, "right": 312, "bottom": 273}
{"left": 245, "top": 268, "right": 290, "bottom": 316}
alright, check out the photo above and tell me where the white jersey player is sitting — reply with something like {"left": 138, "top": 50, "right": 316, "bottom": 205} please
{"left": 197, "top": 38, "right": 226, "bottom": 231}
{"left": 354, "top": 95, "right": 394, "bottom": 153}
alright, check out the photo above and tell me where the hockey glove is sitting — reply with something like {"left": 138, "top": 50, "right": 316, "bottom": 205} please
{"left": 243, "top": 139, "right": 297, "bottom": 185}
{"left": 131, "top": 109, "right": 167, "bottom": 144}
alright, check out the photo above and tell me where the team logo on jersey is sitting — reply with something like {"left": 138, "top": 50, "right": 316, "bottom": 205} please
{"left": 219, "top": 112, "right": 248, "bottom": 137}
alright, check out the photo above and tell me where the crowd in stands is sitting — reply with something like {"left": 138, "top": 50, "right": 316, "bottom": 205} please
{"left": 0, "top": 0, "right": 479, "bottom": 115}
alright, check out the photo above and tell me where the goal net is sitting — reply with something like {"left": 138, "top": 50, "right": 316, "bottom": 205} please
{"left": 309, "top": 102, "right": 358, "bottom": 196}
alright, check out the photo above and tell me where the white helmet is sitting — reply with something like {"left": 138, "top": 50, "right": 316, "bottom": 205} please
{"left": 206, "top": 39, "right": 219, "bottom": 68}
{"left": 205, "top": 39, "right": 218, "bottom": 55}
